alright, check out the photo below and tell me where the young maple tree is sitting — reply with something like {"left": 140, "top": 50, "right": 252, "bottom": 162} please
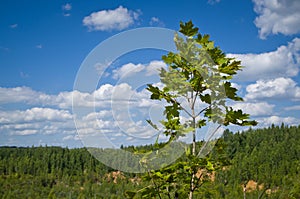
{"left": 126, "top": 21, "right": 257, "bottom": 199}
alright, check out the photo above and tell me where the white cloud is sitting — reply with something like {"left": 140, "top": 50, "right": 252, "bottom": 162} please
{"left": 63, "top": 135, "right": 80, "bottom": 141}
{"left": 83, "top": 6, "right": 140, "bottom": 31}
{"left": 112, "top": 63, "right": 144, "bottom": 79}
{"left": 0, "top": 82, "right": 159, "bottom": 109}
{"left": 0, "top": 107, "right": 72, "bottom": 124}
{"left": 258, "top": 115, "right": 300, "bottom": 126}
{"left": 20, "top": 72, "right": 29, "bottom": 79}
{"left": 0, "top": 86, "right": 54, "bottom": 105}
{"left": 0, "top": 84, "right": 162, "bottom": 147}
{"left": 146, "top": 61, "right": 167, "bottom": 76}
{"left": 231, "top": 82, "right": 242, "bottom": 90}
{"left": 62, "top": 3, "right": 72, "bottom": 17}
{"left": 57, "top": 90, "right": 95, "bottom": 108}
{"left": 62, "top": 3, "right": 72, "bottom": 11}
{"left": 245, "top": 77, "right": 300, "bottom": 100}
{"left": 232, "top": 102, "right": 274, "bottom": 116}
{"left": 94, "top": 61, "right": 112, "bottom": 76}
{"left": 36, "top": 44, "right": 42, "bottom": 49}
{"left": 228, "top": 38, "right": 300, "bottom": 81}
{"left": 253, "top": 0, "right": 300, "bottom": 38}
{"left": 15, "top": 130, "right": 38, "bottom": 136}
{"left": 112, "top": 61, "right": 166, "bottom": 79}
{"left": 284, "top": 105, "right": 300, "bottom": 111}
{"left": 149, "top": 17, "right": 164, "bottom": 27}
{"left": 0, "top": 108, "right": 74, "bottom": 136}
{"left": 208, "top": 0, "right": 221, "bottom": 5}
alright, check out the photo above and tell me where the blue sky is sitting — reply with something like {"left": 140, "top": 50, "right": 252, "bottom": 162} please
{"left": 0, "top": 0, "right": 300, "bottom": 148}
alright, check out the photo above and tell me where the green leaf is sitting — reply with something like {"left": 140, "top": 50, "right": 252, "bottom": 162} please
{"left": 200, "top": 94, "right": 211, "bottom": 104}
{"left": 179, "top": 20, "right": 199, "bottom": 37}
{"left": 224, "top": 82, "right": 243, "bottom": 101}
{"left": 185, "top": 146, "right": 191, "bottom": 156}
{"left": 146, "top": 119, "right": 159, "bottom": 130}
{"left": 224, "top": 107, "right": 257, "bottom": 126}
{"left": 206, "top": 161, "right": 214, "bottom": 171}
{"left": 164, "top": 104, "right": 180, "bottom": 119}
{"left": 146, "top": 84, "right": 162, "bottom": 100}
{"left": 197, "top": 119, "right": 206, "bottom": 128}
{"left": 219, "top": 60, "right": 242, "bottom": 75}
{"left": 206, "top": 41, "right": 214, "bottom": 50}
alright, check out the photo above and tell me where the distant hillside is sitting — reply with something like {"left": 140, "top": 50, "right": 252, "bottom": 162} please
{"left": 214, "top": 124, "right": 300, "bottom": 198}
{"left": 0, "top": 124, "right": 299, "bottom": 198}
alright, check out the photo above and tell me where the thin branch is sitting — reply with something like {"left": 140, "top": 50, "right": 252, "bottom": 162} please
{"left": 190, "top": 90, "right": 194, "bottom": 108}
{"left": 192, "top": 172, "right": 203, "bottom": 191}
{"left": 170, "top": 98, "right": 193, "bottom": 118}
{"left": 191, "top": 90, "right": 199, "bottom": 112}
{"left": 195, "top": 106, "right": 209, "bottom": 118}
{"left": 135, "top": 184, "right": 153, "bottom": 193}
{"left": 194, "top": 182, "right": 204, "bottom": 191}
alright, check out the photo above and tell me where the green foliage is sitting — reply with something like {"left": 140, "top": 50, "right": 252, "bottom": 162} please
{"left": 141, "top": 20, "right": 257, "bottom": 198}
{"left": 0, "top": 125, "right": 299, "bottom": 198}
{"left": 215, "top": 124, "right": 300, "bottom": 198}
{"left": 0, "top": 146, "right": 143, "bottom": 198}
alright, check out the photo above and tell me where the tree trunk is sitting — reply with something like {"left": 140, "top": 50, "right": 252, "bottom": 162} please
{"left": 189, "top": 116, "right": 197, "bottom": 199}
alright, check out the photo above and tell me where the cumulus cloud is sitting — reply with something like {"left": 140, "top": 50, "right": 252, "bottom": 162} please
{"left": 253, "top": 0, "right": 300, "bottom": 38}
{"left": 112, "top": 60, "right": 166, "bottom": 79}
{"left": 146, "top": 61, "right": 167, "bottom": 76}
{"left": 0, "top": 107, "right": 72, "bottom": 124}
{"left": 112, "top": 63, "right": 145, "bottom": 79}
{"left": 232, "top": 102, "right": 274, "bottom": 116}
{"left": 0, "top": 82, "right": 159, "bottom": 110}
{"left": 258, "top": 115, "right": 300, "bottom": 126}
{"left": 0, "top": 86, "right": 54, "bottom": 105}
{"left": 0, "top": 108, "right": 74, "bottom": 136}
{"left": 245, "top": 77, "right": 300, "bottom": 100}
{"left": 228, "top": 38, "right": 300, "bottom": 81}
{"left": 83, "top": 6, "right": 140, "bottom": 31}
{"left": 0, "top": 83, "right": 163, "bottom": 147}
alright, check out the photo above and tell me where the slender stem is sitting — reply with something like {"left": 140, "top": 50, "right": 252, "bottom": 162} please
{"left": 189, "top": 97, "right": 197, "bottom": 199}
{"left": 193, "top": 172, "right": 203, "bottom": 191}
{"left": 170, "top": 98, "right": 193, "bottom": 118}
{"left": 191, "top": 90, "right": 199, "bottom": 111}
{"left": 196, "top": 106, "right": 209, "bottom": 118}
{"left": 189, "top": 172, "right": 195, "bottom": 199}
{"left": 135, "top": 185, "right": 153, "bottom": 193}
{"left": 191, "top": 91, "right": 197, "bottom": 156}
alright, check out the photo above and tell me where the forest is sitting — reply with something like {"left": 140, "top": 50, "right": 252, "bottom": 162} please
{"left": 0, "top": 124, "right": 300, "bottom": 198}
